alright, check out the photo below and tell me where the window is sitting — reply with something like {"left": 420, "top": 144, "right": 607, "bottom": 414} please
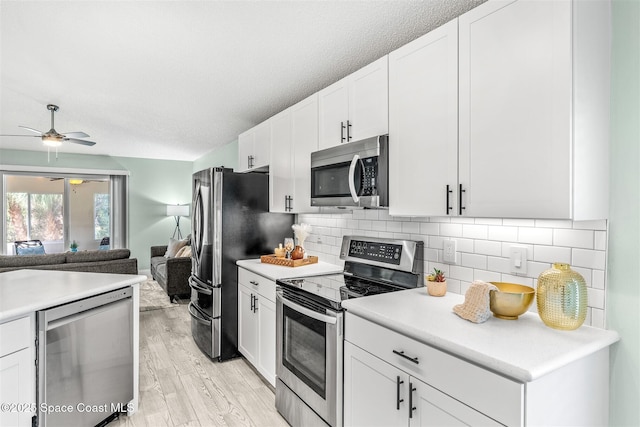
{"left": 6, "top": 192, "right": 63, "bottom": 242}
{"left": 94, "top": 193, "right": 110, "bottom": 240}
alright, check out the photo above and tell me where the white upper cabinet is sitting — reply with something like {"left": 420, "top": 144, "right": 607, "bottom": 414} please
{"left": 389, "top": 20, "right": 459, "bottom": 217}
{"left": 237, "top": 120, "right": 270, "bottom": 173}
{"left": 269, "top": 94, "right": 319, "bottom": 213}
{"left": 458, "top": 0, "right": 610, "bottom": 219}
{"left": 318, "top": 56, "right": 388, "bottom": 150}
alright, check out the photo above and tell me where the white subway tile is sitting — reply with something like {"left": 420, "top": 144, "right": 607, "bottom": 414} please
{"left": 474, "top": 240, "right": 502, "bottom": 256}
{"left": 592, "top": 269, "right": 605, "bottom": 290}
{"left": 595, "top": 231, "right": 607, "bottom": 250}
{"left": 364, "top": 210, "right": 379, "bottom": 220}
{"left": 386, "top": 221, "right": 403, "bottom": 233}
{"left": 463, "top": 224, "right": 489, "bottom": 239}
{"left": 518, "top": 227, "right": 553, "bottom": 245}
{"left": 420, "top": 222, "right": 440, "bottom": 235}
{"left": 352, "top": 210, "right": 366, "bottom": 219}
{"left": 430, "top": 216, "right": 452, "bottom": 223}
{"left": 450, "top": 265, "right": 474, "bottom": 282}
{"left": 346, "top": 219, "right": 358, "bottom": 229}
{"left": 402, "top": 221, "right": 421, "bottom": 234}
{"left": 475, "top": 218, "right": 503, "bottom": 225}
{"left": 447, "top": 279, "right": 463, "bottom": 295}
{"left": 451, "top": 217, "right": 475, "bottom": 224}
{"left": 458, "top": 280, "right": 472, "bottom": 295}
{"left": 440, "top": 223, "right": 463, "bottom": 237}
{"left": 473, "top": 269, "right": 502, "bottom": 282}
{"left": 527, "top": 261, "right": 551, "bottom": 280}
{"left": 572, "top": 249, "right": 606, "bottom": 270}
{"left": 500, "top": 274, "right": 533, "bottom": 286}
{"left": 591, "top": 309, "right": 605, "bottom": 329}
{"left": 488, "top": 226, "right": 518, "bottom": 242}
{"left": 573, "top": 219, "right": 607, "bottom": 230}
{"left": 533, "top": 245, "right": 571, "bottom": 264}
{"left": 503, "top": 218, "right": 535, "bottom": 227}
{"left": 393, "top": 232, "right": 412, "bottom": 240}
{"left": 371, "top": 221, "right": 386, "bottom": 232}
{"left": 358, "top": 220, "right": 372, "bottom": 230}
{"left": 588, "top": 288, "right": 605, "bottom": 309}
{"left": 501, "top": 243, "right": 533, "bottom": 258}
{"left": 378, "top": 210, "right": 392, "bottom": 221}
{"left": 429, "top": 236, "right": 445, "bottom": 249}
{"left": 554, "top": 229, "right": 594, "bottom": 249}
{"left": 456, "top": 238, "right": 474, "bottom": 253}
{"left": 487, "top": 256, "right": 510, "bottom": 274}
{"left": 534, "top": 219, "right": 573, "bottom": 228}
{"left": 424, "top": 248, "right": 438, "bottom": 262}
{"left": 461, "top": 253, "right": 487, "bottom": 269}
{"left": 378, "top": 231, "right": 394, "bottom": 239}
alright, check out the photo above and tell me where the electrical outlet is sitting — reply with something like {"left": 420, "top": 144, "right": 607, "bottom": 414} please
{"left": 510, "top": 246, "right": 528, "bottom": 275}
{"left": 443, "top": 240, "right": 457, "bottom": 264}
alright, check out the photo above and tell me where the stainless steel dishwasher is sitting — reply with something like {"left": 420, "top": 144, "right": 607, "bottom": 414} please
{"left": 37, "top": 287, "right": 134, "bottom": 427}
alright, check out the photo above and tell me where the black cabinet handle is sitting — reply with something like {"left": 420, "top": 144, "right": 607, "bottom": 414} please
{"left": 392, "top": 349, "right": 419, "bottom": 364}
{"left": 341, "top": 122, "right": 346, "bottom": 142}
{"left": 446, "top": 185, "right": 453, "bottom": 215}
{"left": 250, "top": 293, "right": 254, "bottom": 311}
{"left": 396, "top": 376, "right": 404, "bottom": 410}
{"left": 459, "top": 184, "right": 466, "bottom": 215}
{"left": 409, "top": 382, "right": 416, "bottom": 419}
{"left": 248, "top": 155, "right": 255, "bottom": 169}
{"left": 253, "top": 295, "right": 258, "bottom": 313}
{"left": 249, "top": 280, "right": 259, "bottom": 286}
{"left": 284, "top": 195, "right": 293, "bottom": 212}
{"left": 347, "top": 120, "right": 352, "bottom": 141}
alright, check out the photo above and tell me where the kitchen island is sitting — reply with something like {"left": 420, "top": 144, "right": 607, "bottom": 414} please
{"left": 342, "top": 288, "right": 620, "bottom": 426}
{"left": 0, "top": 269, "right": 146, "bottom": 427}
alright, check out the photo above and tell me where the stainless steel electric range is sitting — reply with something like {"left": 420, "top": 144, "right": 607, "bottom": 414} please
{"left": 275, "top": 235, "right": 424, "bottom": 427}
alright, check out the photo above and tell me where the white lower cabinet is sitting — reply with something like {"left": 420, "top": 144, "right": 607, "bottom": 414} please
{"left": 0, "top": 316, "right": 35, "bottom": 427}
{"left": 344, "top": 341, "right": 499, "bottom": 427}
{"left": 237, "top": 267, "right": 277, "bottom": 387}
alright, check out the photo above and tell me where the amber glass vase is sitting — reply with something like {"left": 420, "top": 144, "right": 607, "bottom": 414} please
{"left": 536, "top": 263, "right": 587, "bottom": 330}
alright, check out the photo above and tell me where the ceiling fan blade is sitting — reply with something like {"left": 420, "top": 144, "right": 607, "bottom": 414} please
{"left": 0, "top": 134, "right": 42, "bottom": 137}
{"left": 18, "top": 125, "right": 43, "bottom": 135}
{"left": 65, "top": 138, "right": 96, "bottom": 146}
{"left": 62, "top": 131, "right": 90, "bottom": 138}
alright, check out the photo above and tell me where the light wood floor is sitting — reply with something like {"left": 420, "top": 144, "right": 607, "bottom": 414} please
{"left": 113, "top": 304, "right": 288, "bottom": 427}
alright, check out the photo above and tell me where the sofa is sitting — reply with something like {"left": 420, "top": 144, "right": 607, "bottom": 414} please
{"left": 0, "top": 248, "right": 138, "bottom": 274}
{"left": 150, "top": 245, "right": 191, "bottom": 300}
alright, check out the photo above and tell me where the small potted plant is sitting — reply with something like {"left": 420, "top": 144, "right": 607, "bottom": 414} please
{"left": 426, "top": 268, "right": 447, "bottom": 296}
{"left": 70, "top": 240, "right": 78, "bottom": 252}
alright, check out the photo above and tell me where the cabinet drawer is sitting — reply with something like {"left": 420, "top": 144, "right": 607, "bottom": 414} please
{"left": 345, "top": 313, "right": 523, "bottom": 426}
{"left": 237, "top": 268, "right": 276, "bottom": 302}
{"left": 0, "top": 317, "right": 31, "bottom": 358}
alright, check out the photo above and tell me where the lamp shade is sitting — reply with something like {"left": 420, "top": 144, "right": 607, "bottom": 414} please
{"left": 166, "top": 204, "right": 190, "bottom": 217}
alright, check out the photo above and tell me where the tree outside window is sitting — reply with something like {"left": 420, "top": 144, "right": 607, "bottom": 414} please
{"left": 6, "top": 192, "right": 63, "bottom": 242}
{"left": 94, "top": 193, "right": 110, "bottom": 240}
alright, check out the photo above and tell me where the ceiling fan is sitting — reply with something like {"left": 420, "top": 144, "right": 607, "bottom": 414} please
{"left": 1, "top": 104, "right": 96, "bottom": 147}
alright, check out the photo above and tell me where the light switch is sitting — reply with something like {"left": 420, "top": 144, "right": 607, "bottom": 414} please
{"left": 510, "top": 246, "right": 528, "bottom": 275}
{"left": 443, "top": 240, "right": 457, "bottom": 264}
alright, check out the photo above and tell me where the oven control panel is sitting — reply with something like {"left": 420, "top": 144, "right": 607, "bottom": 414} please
{"left": 348, "top": 239, "right": 402, "bottom": 265}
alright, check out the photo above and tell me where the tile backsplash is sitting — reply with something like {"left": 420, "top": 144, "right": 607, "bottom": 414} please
{"left": 297, "top": 210, "right": 608, "bottom": 329}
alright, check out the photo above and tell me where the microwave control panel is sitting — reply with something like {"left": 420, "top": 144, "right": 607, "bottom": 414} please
{"left": 348, "top": 239, "right": 402, "bottom": 265}
{"left": 360, "top": 157, "right": 378, "bottom": 196}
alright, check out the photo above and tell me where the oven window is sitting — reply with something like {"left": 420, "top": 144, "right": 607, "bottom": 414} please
{"left": 282, "top": 304, "right": 326, "bottom": 398}
{"left": 311, "top": 161, "right": 360, "bottom": 198}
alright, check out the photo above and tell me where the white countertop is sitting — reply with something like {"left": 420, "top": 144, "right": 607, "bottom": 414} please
{"left": 236, "top": 259, "right": 342, "bottom": 281}
{"left": 0, "top": 269, "right": 146, "bottom": 323}
{"left": 342, "top": 287, "right": 620, "bottom": 382}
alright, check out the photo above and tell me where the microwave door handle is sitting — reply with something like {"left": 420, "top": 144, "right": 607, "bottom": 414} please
{"left": 348, "top": 154, "right": 361, "bottom": 203}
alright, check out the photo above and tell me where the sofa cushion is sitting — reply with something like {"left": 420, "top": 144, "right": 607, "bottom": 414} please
{"left": 66, "top": 249, "right": 131, "bottom": 263}
{"left": 175, "top": 245, "right": 192, "bottom": 258}
{"left": 17, "top": 245, "right": 46, "bottom": 255}
{"left": 0, "top": 253, "right": 66, "bottom": 268}
{"left": 165, "top": 238, "right": 188, "bottom": 258}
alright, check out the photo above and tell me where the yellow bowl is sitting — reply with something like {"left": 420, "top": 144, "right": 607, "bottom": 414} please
{"left": 489, "top": 282, "right": 535, "bottom": 320}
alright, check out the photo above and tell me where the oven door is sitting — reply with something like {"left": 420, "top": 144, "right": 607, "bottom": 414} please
{"left": 276, "top": 290, "right": 342, "bottom": 427}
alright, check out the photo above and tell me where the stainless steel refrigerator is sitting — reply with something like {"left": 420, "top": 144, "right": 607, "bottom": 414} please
{"left": 188, "top": 167, "right": 293, "bottom": 361}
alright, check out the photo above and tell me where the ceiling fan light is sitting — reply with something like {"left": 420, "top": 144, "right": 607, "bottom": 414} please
{"left": 42, "top": 136, "right": 62, "bottom": 147}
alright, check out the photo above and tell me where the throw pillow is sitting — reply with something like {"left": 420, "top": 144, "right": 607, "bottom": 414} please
{"left": 176, "top": 245, "right": 192, "bottom": 258}
{"left": 165, "top": 238, "right": 188, "bottom": 258}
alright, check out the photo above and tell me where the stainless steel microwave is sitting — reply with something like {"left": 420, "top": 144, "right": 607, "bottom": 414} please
{"left": 310, "top": 135, "right": 388, "bottom": 208}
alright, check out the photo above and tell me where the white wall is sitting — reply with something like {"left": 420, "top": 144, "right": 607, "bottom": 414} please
{"left": 298, "top": 211, "right": 608, "bottom": 328}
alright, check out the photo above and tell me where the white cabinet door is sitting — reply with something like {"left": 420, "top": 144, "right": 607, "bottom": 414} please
{"left": 389, "top": 20, "right": 458, "bottom": 217}
{"left": 269, "top": 108, "right": 293, "bottom": 213}
{"left": 290, "top": 93, "right": 319, "bottom": 213}
{"left": 0, "top": 348, "right": 34, "bottom": 427}
{"left": 256, "top": 296, "right": 277, "bottom": 387}
{"left": 318, "top": 78, "right": 349, "bottom": 150}
{"left": 344, "top": 341, "right": 408, "bottom": 427}
{"left": 348, "top": 56, "right": 389, "bottom": 143}
{"left": 237, "top": 284, "right": 258, "bottom": 365}
{"left": 410, "top": 380, "right": 500, "bottom": 427}
{"left": 253, "top": 121, "right": 271, "bottom": 171}
{"left": 458, "top": 0, "right": 572, "bottom": 218}
{"left": 237, "top": 129, "right": 254, "bottom": 173}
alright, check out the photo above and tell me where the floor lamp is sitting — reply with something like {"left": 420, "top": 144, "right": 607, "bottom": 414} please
{"left": 166, "top": 204, "right": 190, "bottom": 239}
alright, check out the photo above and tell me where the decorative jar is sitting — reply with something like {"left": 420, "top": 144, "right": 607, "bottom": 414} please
{"left": 536, "top": 263, "right": 587, "bottom": 330}
{"left": 291, "top": 245, "right": 305, "bottom": 260}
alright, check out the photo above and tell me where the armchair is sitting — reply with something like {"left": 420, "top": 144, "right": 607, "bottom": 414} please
{"left": 150, "top": 245, "right": 191, "bottom": 300}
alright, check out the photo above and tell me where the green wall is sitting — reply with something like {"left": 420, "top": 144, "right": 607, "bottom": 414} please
{"left": 608, "top": 0, "right": 640, "bottom": 425}
{"left": 192, "top": 139, "right": 238, "bottom": 173}
{"left": 0, "top": 148, "right": 193, "bottom": 271}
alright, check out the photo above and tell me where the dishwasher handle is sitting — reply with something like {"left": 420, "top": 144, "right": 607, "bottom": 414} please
{"left": 46, "top": 297, "right": 131, "bottom": 331}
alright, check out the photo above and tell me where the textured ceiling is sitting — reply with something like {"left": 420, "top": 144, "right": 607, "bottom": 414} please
{"left": 0, "top": 0, "right": 484, "bottom": 161}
